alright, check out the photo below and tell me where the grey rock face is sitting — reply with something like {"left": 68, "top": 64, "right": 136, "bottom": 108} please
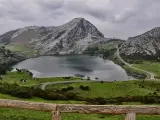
{"left": 0, "top": 18, "right": 105, "bottom": 55}
{"left": 0, "top": 29, "right": 19, "bottom": 44}
{"left": 0, "top": 46, "right": 26, "bottom": 74}
{"left": 120, "top": 27, "right": 160, "bottom": 58}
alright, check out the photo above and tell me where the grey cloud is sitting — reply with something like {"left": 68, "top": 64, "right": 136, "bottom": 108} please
{"left": 0, "top": 0, "right": 160, "bottom": 39}
{"left": 36, "top": 0, "right": 64, "bottom": 11}
{"left": 114, "top": 8, "right": 138, "bottom": 23}
{"left": 64, "top": 0, "right": 111, "bottom": 21}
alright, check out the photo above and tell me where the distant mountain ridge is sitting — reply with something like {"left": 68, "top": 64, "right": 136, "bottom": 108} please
{"left": 0, "top": 18, "right": 107, "bottom": 55}
{"left": 120, "top": 27, "right": 160, "bottom": 59}
{"left": 1, "top": 18, "right": 160, "bottom": 59}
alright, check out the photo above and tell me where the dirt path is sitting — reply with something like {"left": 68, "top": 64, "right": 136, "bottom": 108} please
{"left": 116, "top": 45, "right": 154, "bottom": 80}
{"left": 40, "top": 80, "right": 100, "bottom": 90}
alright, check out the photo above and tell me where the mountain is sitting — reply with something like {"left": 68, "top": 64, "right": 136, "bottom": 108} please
{"left": 120, "top": 27, "right": 160, "bottom": 59}
{"left": 0, "top": 46, "right": 26, "bottom": 74}
{"left": 0, "top": 18, "right": 107, "bottom": 55}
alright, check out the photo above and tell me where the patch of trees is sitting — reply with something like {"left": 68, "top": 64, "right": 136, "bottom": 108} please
{"left": 59, "top": 86, "right": 74, "bottom": 92}
{"left": 16, "top": 68, "right": 33, "bottom": 77}
{"left": 83, "top": 46, "right": 116, "bottom": 59}
{"left": 34, "top": 88, "right": 79, "bottom": 101}
{"left": 83, "top": 46, "right": 99, "bottom": 55}
{"left": 63, "top": 77, "right": 71, "bottom": 79}
{"left": 87, "top": 95, "right": 160, "bottom": 105}
{"left": 0, "top": 83, "right": 33, "bottom": 98}
{"left": 1, "top": 83, "right": 160, "bottom": 105}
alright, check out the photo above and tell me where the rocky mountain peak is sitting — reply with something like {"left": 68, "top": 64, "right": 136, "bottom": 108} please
{"left": 0, "top": 18, "right": 106, "bottom": 55}
{"left": 120, "top": 27, "right": 160, "bottom": 59}
{"left": 56, "top": 17, "right": 104, "bottom": 38}
{"left": 128, "top": 27, "right": 160, "bottom": 41}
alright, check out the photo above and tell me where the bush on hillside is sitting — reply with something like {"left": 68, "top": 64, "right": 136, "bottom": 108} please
{"left": 67, "top": 86, "right": 74, "bottom": 90}
{"left": 79, "top": 85, "right": 90, "bottom": 91}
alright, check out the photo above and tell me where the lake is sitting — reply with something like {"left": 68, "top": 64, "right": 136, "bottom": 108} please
{"left": 13, "top": 55, "right": 131, "bottom": 81}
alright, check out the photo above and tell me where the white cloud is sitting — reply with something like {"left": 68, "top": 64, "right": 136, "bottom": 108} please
{"left": 0, "top": 0, "right": 159, "bottom": 39}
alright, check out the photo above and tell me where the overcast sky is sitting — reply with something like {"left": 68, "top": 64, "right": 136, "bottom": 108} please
{"left": 0, "top": 0, "right": 160, "bottom": 39}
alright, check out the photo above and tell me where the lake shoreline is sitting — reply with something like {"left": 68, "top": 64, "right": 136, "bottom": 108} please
{"left": 13, "top": 55, "right": 130, "bottom": 81}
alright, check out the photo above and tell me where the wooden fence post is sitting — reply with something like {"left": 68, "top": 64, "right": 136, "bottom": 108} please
{"left": 125, "top": 113, "right": 136, "bottom": 120}
{"left": 52, "top": 111, "right": 61, "bottom": 120}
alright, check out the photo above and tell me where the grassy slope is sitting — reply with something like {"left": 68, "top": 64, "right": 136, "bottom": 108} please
{"left": 0, "top": 44, "right": 39, "bottom": 56}
{"left": 1, "top": 71, "right": 82, "bottom": 86}
{"left": 1, "top": 74, "right": 160, "bottom": 119}
{"left": 133, "top": 61, "right": 160, "bottom": 78}
{"left": 46, "top": 80, "right": 160, "bottom": 98}
{"left": 123, "top": 64, "right": 151, "bottom": 79}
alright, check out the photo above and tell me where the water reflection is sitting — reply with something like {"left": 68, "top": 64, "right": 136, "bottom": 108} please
{"left": 13, "top": 55, "right": 129, "bottom": 81}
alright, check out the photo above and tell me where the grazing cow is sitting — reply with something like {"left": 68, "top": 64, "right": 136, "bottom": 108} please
{"left": 20, "top": 79, "right": 27, "bottom": 83}
{"left": 24, "top": 79, "right": 27, "bottom": 83}
{"left": 20, "top": 79, "right": 24, "bottom": 83}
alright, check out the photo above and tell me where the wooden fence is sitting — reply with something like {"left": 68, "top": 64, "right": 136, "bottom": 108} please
{"left": 0, "top": 99, "right": 160, "bottom": 120}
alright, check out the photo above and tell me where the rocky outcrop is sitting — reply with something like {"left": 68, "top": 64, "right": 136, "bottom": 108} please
{"left": 0, "top": 46, "right": 26, "bottom": 74}
{"left": 120, "top": 27, "right": 160, "bottom": 59}
{"left": 0, "top": 18, "right": 106, "bottom": 55}
{"left": 0, "top": 30, "right": 19, "bottom": 44}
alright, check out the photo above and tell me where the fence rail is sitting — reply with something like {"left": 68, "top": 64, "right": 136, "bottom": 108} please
{"left": 0, "top": 99, "right": 160, "bottom": 120}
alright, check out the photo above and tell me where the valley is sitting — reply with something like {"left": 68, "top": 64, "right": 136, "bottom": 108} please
{"left": 0, "top": 18, "right": 160, "bottom": 120}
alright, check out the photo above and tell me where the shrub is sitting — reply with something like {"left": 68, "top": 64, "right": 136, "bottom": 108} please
{"left": 67, "top": 86, "right": 74, "bottom": 90}
{"left": 80, "top": 85, "right": 83, "bottom": 89}
{"left": 33, "top": 88, "right": 48, "bottom": 98}
{"left": 61, "top": 88, "right": 67, "bottom": 92}
{"left": 0, "top": 83, "right": 33, "bottom": 98}
{"left": 95, "top": 97, "right": 106, "bottom": 105}
{"left": 79, "top": 85, "right": 90, "bottom": 91}
{"left": 101, "top": 81, "right": 104, "bottom": 83}
{"left": 87, "top": 97, "right": 106, "bottom": 105}
{"left": 14, "top": 90, "right": 33, "bottom": 98}
{"left": 64, "top": 92, "right": 77, "bottom": 100}
{"left": 63, "top": 77, "right": 71, "bottom": 79}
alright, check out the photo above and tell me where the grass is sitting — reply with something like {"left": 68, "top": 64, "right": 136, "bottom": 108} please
{"left": 0, "top": 94, "right": 160, "bottom": 120}
{"left": 1, "top": 79, "right": 160, "bottom": 119}
{"left": 0, "top": 71, "right": 82, "bottom": 87}
{"left": 0, "top": 93, "right": 129, "bottom": 120}
{"left": 1, "top": 42, "right": 160, "bottom": 119}
{"left": 1, "top": 107, "right": 160, "bottom": 120}
{"left": 46, "top": 80, "right": 160, "bottom": 98}
{"left": 113, "top": 57, "right": 149, "bottom": 79}
{"left": 0, "top": 44, "right": 39, "bottom": 56}
{"left": 123, "top": 65, "right": 151, "bottom": 79}
{"left": 0, "top": 107, "right": 125, "bottom": 120}
{"left": 132, "top": 61, "right": 160, "bottom": 78}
